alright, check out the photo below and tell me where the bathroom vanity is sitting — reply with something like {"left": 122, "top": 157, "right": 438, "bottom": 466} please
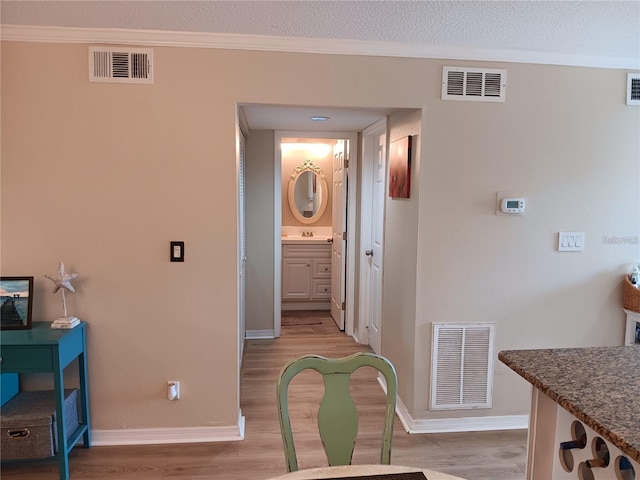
{"left": 499, "top": 346, "right": 639, "bottom": 480}
{"left": 282, "top": 238, "right": 332, "bottom": 308}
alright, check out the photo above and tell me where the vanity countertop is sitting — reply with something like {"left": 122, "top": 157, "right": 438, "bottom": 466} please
{"left": 499, "top": 345, "right": 640, "bottom": 462}
{"left": 281, "top": 236, "right": 332, "bottom": 245}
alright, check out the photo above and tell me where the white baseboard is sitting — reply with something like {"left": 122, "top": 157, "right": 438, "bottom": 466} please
{"left": 245, "top": 329, "right": 275, "bottom": 339}
{"left": 91, "top": 413, "right": 245, "bottom": 446}
{"left": 376, "top": 377, "right": 528, "bottom": 434}
{"left": 352, "top": 328, "right": 368, "bottom": 345}
{"left": 395, "top": 393, "right": 528, "bottom": 434}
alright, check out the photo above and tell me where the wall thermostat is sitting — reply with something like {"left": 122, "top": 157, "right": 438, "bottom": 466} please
{"left": 500, "top": 198, "right": 525, "bottom": 214}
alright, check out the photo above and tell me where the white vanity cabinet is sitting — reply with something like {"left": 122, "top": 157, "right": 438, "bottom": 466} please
{"left": 282, "top": 243, "right": 331, "bottom": 306}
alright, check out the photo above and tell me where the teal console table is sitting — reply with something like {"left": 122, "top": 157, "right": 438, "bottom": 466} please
{"left": 0, "top": 321, "right": 91, "bottom": 480}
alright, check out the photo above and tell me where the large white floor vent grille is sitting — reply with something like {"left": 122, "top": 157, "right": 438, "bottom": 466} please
{"left": 431, "top": 323, "right": 495, "bottom": 410}
{"left": 89, "top": 47, "right": 153, "bottom": 84}
{"left": 627, "top": 73, "right": 640, "bottom": 105}
{"left": 442, "top": 67, "right": 506, "bottom": 102}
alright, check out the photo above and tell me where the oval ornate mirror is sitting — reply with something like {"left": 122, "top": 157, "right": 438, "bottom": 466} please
{"left": 288, "top": 160, "right": 328, "bottom": 224}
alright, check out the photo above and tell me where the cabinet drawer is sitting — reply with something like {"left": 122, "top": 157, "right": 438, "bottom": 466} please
{"left": 312, "top": 280, "right": 332, "bottom": 299}
{"left": 283, "top": 244, "right": 331, "bottom": 258}
{"left": 0, "top": 347, "right": 54, "bottom": 372}
{"left": 312, "top": 259, "right": 331, "bottom": 279}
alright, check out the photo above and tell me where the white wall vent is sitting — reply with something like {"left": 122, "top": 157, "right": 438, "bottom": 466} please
{"left": 442, "top": 67, "right": 506, "bottom": 102}
{"left": 627, "top": 73, "right": 640, "bottom": 105}
{"left": 430, "top": 322, "right": 495, "bottom": 410}
{"left": 89, "top": 47, "right": 153, "bottom": 84}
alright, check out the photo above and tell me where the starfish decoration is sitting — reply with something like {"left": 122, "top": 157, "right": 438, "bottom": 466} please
{"left": 45, "top": 262, "right": 80, "bottom": 321}
{"left": 45, "top": 262, "right": 78, "bottom": 294}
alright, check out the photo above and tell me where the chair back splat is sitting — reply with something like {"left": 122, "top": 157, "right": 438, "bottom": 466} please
{"left": 276, "top": 352, "right": 398, "bottom": 472}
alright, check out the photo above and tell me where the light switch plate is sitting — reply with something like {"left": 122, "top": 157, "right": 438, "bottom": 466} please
{"left": 558, "top": 232, "right": 585, "bottom": 252}
{"left": 170, "top": 241, "right": 184, "bottom": 262}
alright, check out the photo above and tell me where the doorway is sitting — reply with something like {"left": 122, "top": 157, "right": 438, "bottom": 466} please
{"left": 240, "top": 104, "right": 393, "bottom": 346}
{"left": 274, "top": 131, "right": 359, "bottom": 338}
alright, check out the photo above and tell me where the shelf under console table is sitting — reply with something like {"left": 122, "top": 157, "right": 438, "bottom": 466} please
{"left": 0, "top": 321, "right": 91, "bottom": 480}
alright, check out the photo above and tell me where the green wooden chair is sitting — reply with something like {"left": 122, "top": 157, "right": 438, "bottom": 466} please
{"left": 276, "top": 351, "right": 398, "bottom": 472}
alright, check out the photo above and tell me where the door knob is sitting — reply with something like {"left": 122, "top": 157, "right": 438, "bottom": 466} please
{"left": 365, "top": 250, "right": 374, "bottom": 257}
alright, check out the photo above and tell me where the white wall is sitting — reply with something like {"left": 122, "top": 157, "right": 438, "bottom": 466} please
{"left": 412, "top": 62, "right": 640, "bottom": 420}
{"left": 382, "top": 110, "right": 423, "bottom": 411}
{"left": 2, "top": 41, "right": 637, "bottom": 434}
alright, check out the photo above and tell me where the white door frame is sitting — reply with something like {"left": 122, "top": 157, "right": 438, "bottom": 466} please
{"left": 238, "top": 128, "right": 247, "bottom": 363}
{"left": 358, "top": 119, "right": 387, "bottom": 348}
{"left": 330, "top": 140, "right": 346, "bottom": 330}
{"left": 274, "top": 130, "right": 358, "bottom": 338}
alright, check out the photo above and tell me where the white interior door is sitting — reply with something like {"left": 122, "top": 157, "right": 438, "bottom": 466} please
{"left": 331, "top": 140, "right": 346, "bottom": 330}
{"left": 368, "top": 128, "right": 386, "bottom": 354}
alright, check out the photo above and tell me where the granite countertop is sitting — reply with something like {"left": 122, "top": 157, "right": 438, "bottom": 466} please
{"left": 499, "top": 346, "right": 640, "bottom": 463}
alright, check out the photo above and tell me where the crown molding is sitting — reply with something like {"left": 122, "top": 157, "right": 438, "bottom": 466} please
{"left": 2, "top": 24, "right": 638, "bottom": 70}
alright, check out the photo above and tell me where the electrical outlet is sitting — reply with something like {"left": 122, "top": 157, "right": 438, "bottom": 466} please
{"left": 168, "top": 381, "right": 180, "bottom": 400}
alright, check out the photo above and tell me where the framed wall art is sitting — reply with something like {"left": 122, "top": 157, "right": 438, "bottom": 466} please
{"left": 389, "top": 135, "right": 412, "bottom": 198}
{"left": 1, "top": 276, "right": 34, "bottom": 330}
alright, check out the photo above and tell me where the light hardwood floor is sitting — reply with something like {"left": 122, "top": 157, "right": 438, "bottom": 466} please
{"left": 1, "top": 312, "right": 527, "bottom": 479}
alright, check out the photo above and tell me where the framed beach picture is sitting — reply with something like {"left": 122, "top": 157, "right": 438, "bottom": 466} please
{"left": 1, "top": 277, "right": 33, "bottom": 330}
{"left": 389, "top": 136, "right": 412, "bottom": 198}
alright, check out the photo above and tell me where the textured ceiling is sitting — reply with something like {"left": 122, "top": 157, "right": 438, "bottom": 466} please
{"left": 2, "top": 1, "right": 639, "bottom": 61}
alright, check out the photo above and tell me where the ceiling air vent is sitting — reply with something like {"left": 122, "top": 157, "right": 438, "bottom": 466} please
{"left": 89, "top": 47, "right": 153, "bottom": 84}
{"left": 442, "top": 67, "right": 506, "bottom": 102}
{"left": 627, "top": 73, "right": 640, "bottom": 105}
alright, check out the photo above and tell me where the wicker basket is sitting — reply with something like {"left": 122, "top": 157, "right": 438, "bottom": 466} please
{"left": 623, "top": 275, "right": 640, "bottom": 313}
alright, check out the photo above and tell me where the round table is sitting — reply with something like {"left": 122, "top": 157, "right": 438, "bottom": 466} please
{"left": 265, "top": 464, "right": 466, "bottom": 479}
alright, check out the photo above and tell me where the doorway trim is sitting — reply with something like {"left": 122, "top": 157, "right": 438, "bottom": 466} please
{"left": 274, "top": 130, "right": 359, "bottom": 338}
